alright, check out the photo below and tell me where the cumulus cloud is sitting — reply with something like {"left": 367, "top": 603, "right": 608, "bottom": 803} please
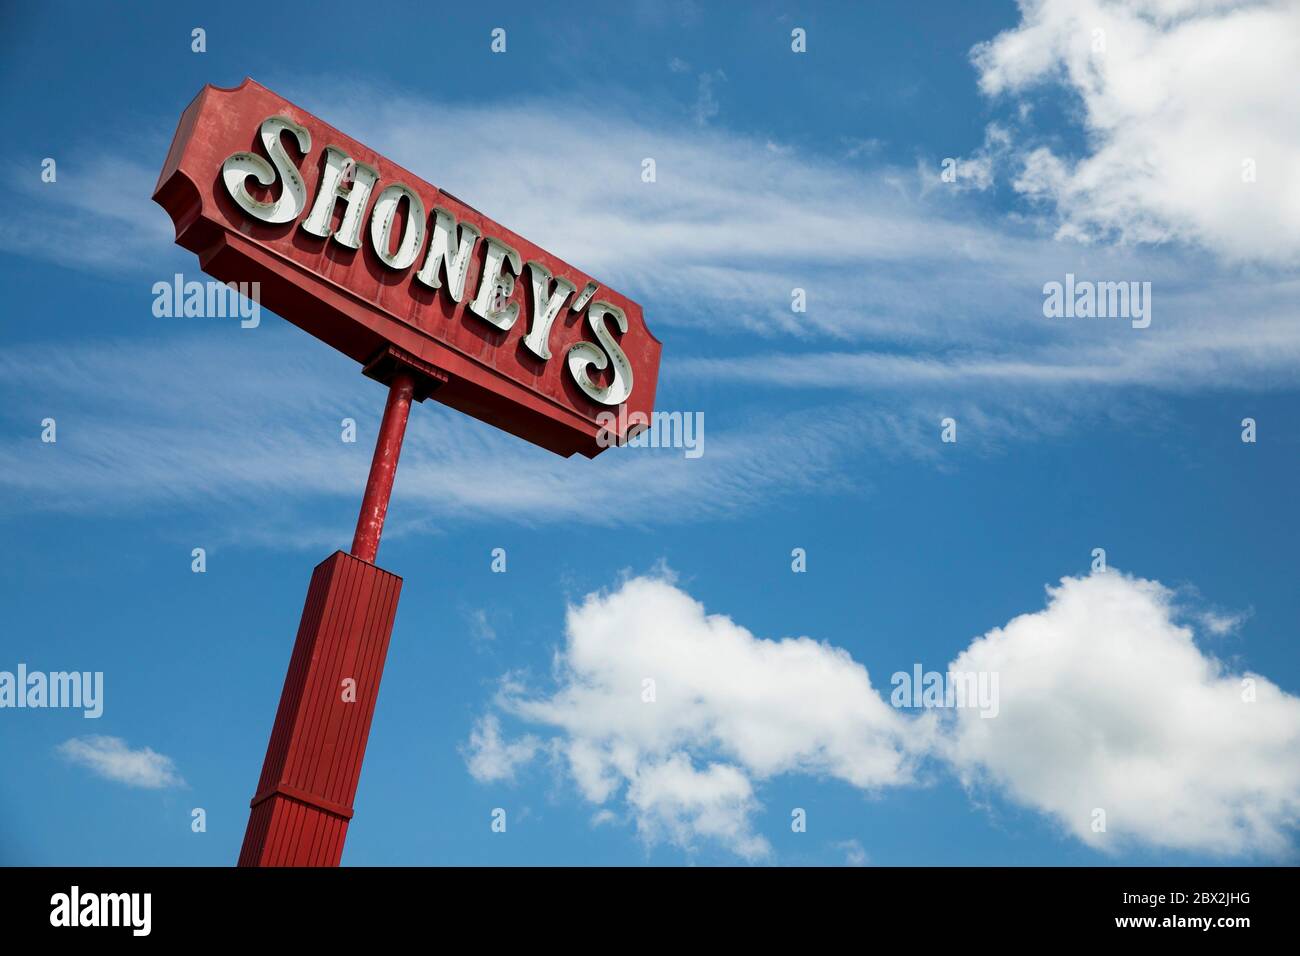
{"left": 57, "top": 735, "right": 185, "bottom": 789}
{"left": 942, "top": 570, "right": 1300, "bottom": 856}
{"left": 482, "top": 575, "right": 922, "bottom": 859}
{"left": 973, "top": 0, "right": 1300, "bottom": 263}
{"left": 467, "top": 569, "right": 1300, "bottom": 860}
{"left": 625, "top": 754, "right": 770, "bottom": 860}
{"left": 462, "top": 714, "right": 541, "bottom": 783}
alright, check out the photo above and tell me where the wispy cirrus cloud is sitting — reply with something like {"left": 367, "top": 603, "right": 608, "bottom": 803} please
{"left": 57, "top": 735, "right": 185, "bottom": 789}
{"left": 675, "top": 298, "right": 1300, "bottom": 394}
{"left": 9, "top": 72, "right": 1295, "bottom": 398}
{"left": 0, "top": 316, "right": 1268, "bottom": 541}
{"left": 3, "top": 53, "right": 1297, "bottom": 538}
{"left": 307, "top": 76, "right": 1300, "bottom": 383}
{"left": 0, "top": 153, "right": 176, "bottom": 273}
{"left": 0, "top": 329, "right": 908, "bottom": 540}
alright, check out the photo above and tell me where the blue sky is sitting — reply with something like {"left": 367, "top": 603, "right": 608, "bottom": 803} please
{"left": 2, "top": 0, "right": 1299, "bottom": 866}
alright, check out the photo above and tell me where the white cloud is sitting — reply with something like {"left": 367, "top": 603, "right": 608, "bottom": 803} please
{"left": 282, "top": 79, "right": 1300, "bottom": 391}
{"left": 973, "top": 0, "right": 1300, "bottom": 264}
{"left": 475, "top": 574, "right": 923, "bottom": 859}
{"left": 268, "top": 71, "right": 1300, "bottom": 413}
{"left": 930, "top": 124, "right": 1013, "bottom": 193}
{"left": 4, "top": 75, "right": 1296, "bottom": 540}
{"left": 57, "top": 735, "right": 185, "bottom": 789}
{"left": 291, "top": 80, "right": 1076, "bottom": 346}
{"left": 0, "top": 154, "right": 176, "bottom": 272}
{"left": 837, "top": 838, "right": 870, "bottom": 866}
{"left": 462, "top": 714, "right": 541, "bottom": 783}
{"left": 7, "top": 319, "right": 1285, "bottom": 541}
{"left": 466, "top": 609, "right": 497, "bottom": 644}
{"left": 0, "top": 331, "right": 873, "bottom": 536}
{"left": 695, "top": 70, "right": 726, "bottom": 126}
{"left": 8, "top": 76, "right": 1300, "bottom": 401}
{"left": 942, "top": 570, "right": 1300, "bottom": 856}
{"left": 1199, "top": 608, "right": 1250, "bottom": 636}
{"left": 627, "top": 754, "right": 770, "bottom": 860}
{"left": 673, "top": 294, "right": 1300, "bottom": 393}
{"left": 468, "top": 569, "right": 1300, "bottom": 860}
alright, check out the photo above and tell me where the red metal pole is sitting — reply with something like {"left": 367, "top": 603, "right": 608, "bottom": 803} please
{"left": 238, "top": 371, "right": 417, "bottom": 866}
{"left": 351, "top": 370, "right": 416, "bottom": 564}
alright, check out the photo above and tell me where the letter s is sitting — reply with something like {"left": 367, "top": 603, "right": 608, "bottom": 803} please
{"left": 221, "top": 115, "right": 311, "bottom": 224}
{"left": 567, "top": 301, "right": 634, "bottom": 406}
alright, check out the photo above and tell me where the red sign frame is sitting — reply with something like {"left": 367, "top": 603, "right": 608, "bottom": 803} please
{"left": 154, "top": 78, "right": 660, "bottom": 458}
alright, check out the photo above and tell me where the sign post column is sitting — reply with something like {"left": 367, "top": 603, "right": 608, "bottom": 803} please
{"left": 350, "top": 370, "right": 416, "bottom": 564}
{"left": 238, "top": 369, "right": 419, "bottom": 867}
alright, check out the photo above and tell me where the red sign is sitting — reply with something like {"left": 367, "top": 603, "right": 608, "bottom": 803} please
{"left": 154, "top": 78, "right": 660, "bottom": 458}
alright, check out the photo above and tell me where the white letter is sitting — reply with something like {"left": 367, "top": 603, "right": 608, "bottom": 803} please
{"left": 1130, "top": 281, "right": 1152, "bottom": 329}
{"left": 83, "top": 672, "right": 102, "bottom": 719}
{"left": 1042, "top": 281, "right": 1062, "bottom": 318}
{"left": 369, "top": 183, "right": 426, "bottom": 270}
{"left": 300, "top": 147, "right": 378, "bottom": 248}
{"left": 220, "top": 116, "right": 310, "bottom": 224}
{"left": 415, "top": 208, "right": 481, "bottom": 301}
{"left": 469, "top": 238, "right": 522, "bottom": 330}
{"left": 133, "top": 893, "right": 151, "bottom": 937}
{"left": 566, "top": 301, "right": 634, "bottom": 406}
{"left": 522, "top": 261, "right": 576, "bottom": 359}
